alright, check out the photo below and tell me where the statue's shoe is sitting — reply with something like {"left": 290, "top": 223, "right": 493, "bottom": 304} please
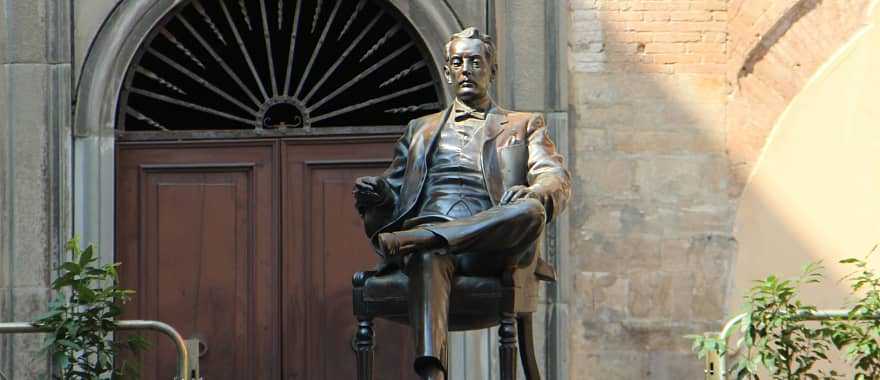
{"left": 377, "top": 228, "right": 442, "bottom": 257}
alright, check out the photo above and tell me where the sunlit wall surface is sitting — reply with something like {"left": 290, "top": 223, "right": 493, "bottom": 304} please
{"left": 733, "top": 5, "right": 880, "bottom": 310}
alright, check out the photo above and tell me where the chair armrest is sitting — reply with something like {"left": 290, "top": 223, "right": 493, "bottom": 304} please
{"left": 352, "top": 270, "right": 378, "bottom": 288}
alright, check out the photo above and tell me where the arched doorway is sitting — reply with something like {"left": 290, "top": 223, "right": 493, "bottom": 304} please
{"left": 107, "top": 0, "right": 447, "bottom": 378}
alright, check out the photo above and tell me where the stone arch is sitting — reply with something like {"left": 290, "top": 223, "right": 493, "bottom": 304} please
{"left": 725, "top": 0, "right": 875, "bottom": 194}
{"left": 74, "top": 0, "right": 459, "bottom": 137}
{"left": 730, "top": 2, "right": 880, "bottom": 311}
{"left": 71, "top": 0, "right": 460, "bottom": 260}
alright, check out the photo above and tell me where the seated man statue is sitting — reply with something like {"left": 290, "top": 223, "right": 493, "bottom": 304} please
{"left": 352, "top": 27, "right": 571, "bottom": 380}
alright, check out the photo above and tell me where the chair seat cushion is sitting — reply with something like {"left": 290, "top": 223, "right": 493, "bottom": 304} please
{"left": 359, "top": 271, "right": 505, "bottom": 330}
{"left": 363, "top": 271, "right": 502, "bottom": 302}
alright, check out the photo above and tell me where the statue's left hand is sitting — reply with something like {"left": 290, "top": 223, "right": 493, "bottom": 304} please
{"left": 353, "top": 176, "right": 393, "bottom": 214}
{"left": 500, "top": 184, "right": 548, "bottom": 205}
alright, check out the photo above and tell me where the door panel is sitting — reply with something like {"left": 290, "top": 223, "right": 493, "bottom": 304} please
{"left": 283, "top": 140, "right": 417, "bottom": 380}
{"left": 117, "top": 143, "right": 279, "bottom": 379}
{"left": 117, "top": 138, "right": 414, "bottom": 379}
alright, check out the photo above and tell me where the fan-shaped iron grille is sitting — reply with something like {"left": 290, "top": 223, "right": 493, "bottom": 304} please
{"left": 118, "top": 0, "right": 443, "bottom": 134}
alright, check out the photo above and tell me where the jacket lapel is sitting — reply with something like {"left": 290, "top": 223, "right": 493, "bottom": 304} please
{"left": 482, "top": 107, "right": 509, "bottom": 204}
{"left": 396, "top": 105, "right": 452, "bottom": 220}
{"left": 420, "top": 105, "right": 452, "bottom": 154}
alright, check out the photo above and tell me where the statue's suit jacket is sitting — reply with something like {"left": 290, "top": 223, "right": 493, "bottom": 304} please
{"left": 362, "top": 103, "right": 571, "bottom": 267}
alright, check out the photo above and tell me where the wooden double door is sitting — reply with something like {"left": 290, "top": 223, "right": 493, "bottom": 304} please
{"left": 117, "top": 138, "right": 416, "bottom": 379}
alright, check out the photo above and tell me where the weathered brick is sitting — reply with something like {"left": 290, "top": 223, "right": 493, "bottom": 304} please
{"left": 712, "top": 11, "right": 728, "bottom": 21}
{"left": 644, "top": 42, "right": 685, "bottom": 54}
{"left": 690, "top": 1, "right": 728, "bottom": 11}
{"left": 571, "top": 0, "right": 600, "bottom": 10}
{"left": 702, "top": 31, "right": 727, "bottom": 43}
{"left": 573, "top": 9, "right": 601, "bottom": 21}
{"left": 630, "top": 1, "right": 690, "bottom": 11}
{"left": 642, "top": 11, "right": 671, "bottom": 22}
{"left": 633, "top": 157, "right": 712, "bottom": 203}
{"left": 628, "top": 272, "right": 673, "bottom": 318}
{"left": 600, "top": 10, "right": 644, "bottom": 22}
{"left": 575, "top": 272, "right": 630, "bottom": 320}
{"left": 574, "top": 157, "right": 637, "bottom": 197}
{"left": 569, "top": 351, "right": 650, "bottom": 379}
{"left": 626, "top": 21, "right": 727, "bottom": 33}
{"left": 673, "top": 63, "right": 726, "bottom": 73}
{"left": 686, "top": 42, "right": 726, "bottom": 53}
{"left": 652, "top": 32, "right": 703, "bottom": 42}
{"left": 610, "top": 130, "right": 711, "bottom": 154}
{"left": 670, "top": 10, "right": 713, "bottom": 22}
{"left": 606, "top": 42, "right": 639, "bottom": 54}
{"left": 573, "top": 128, "right": 610, "bottom": 153}
{"left": 595, "top": 1, "right": 621, "bottom": 11}
{"left": 651, "top": 53, "right": 701, "bottom": 64}
{"left": 572, "top": 30, "right": 606, "bottom": 45}
{"left": 702, "top": 53, "right": 728, "bottom": 64}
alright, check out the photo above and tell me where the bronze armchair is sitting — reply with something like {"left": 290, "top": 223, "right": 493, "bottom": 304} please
{"left": 352, "top": 254, "right": 556, "bottom": 380}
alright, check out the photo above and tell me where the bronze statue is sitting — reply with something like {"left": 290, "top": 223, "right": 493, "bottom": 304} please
{"left": 353, "top": 27, "right": 571, "bottom": 380}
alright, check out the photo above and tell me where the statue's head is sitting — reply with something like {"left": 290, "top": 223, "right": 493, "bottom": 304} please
{"left": 444, "top": 27, "right": 497, "bottom": 105}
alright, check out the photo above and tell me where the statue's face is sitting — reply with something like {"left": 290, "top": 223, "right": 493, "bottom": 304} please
{"left": 444, "top": 38, "right": 495, "bottom": 104}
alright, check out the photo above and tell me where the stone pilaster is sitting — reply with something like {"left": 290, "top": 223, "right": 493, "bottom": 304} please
{"left": 0, "top": 1, "right": 72, "bottom": 378}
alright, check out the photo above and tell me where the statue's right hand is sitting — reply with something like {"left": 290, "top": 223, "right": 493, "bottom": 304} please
{"left": 353, "top": 176, "right": 391, "bottom": 212}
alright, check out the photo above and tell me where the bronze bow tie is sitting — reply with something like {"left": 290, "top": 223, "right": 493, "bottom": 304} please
{"left": 454, "top": 109, "right": 486, "bottom": 121}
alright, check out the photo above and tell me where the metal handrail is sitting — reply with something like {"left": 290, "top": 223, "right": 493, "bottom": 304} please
{"left": 706, "top": 309, "right": 880, "bottom": 380}
{"left": 0, "top": 320, "right": 190, "bottom": 380}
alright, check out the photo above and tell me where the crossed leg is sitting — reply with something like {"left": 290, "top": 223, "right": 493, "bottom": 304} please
{"left": 398, "top": 199, "right": 547, "bottom": 379}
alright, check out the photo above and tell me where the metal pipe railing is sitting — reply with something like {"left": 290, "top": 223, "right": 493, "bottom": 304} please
{"left": 0, "top": 320, "right": 190, "bottom": 380}
{"left": 706, "top": 309, "right": 880, "bottom": 380}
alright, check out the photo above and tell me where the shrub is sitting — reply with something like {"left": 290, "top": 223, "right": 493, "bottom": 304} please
{"left": 34, "top": 237, "right": 148, "bottom": 379}
{"left": 690, "top": 255, "right": 880, "bottom": 379}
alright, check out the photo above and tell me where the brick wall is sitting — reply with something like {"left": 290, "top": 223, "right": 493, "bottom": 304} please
{"left": 725, "top": 0, "right": 871, "bottom": 194}
{"left": 566, "top": 0, "right": 875, "bottom": 378}
{"left": 568, "top": 1, "right": 735, "bottom": 378}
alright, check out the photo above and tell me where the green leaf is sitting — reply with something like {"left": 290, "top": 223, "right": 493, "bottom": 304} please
{"left": 60, "top": 261, "right": 82, "bottom": 275}
{"left": 56, "top": 339, "right": 81, "bottom": 351}
{"left": 34, "top": 309, "right": 63, "bottom": 322}
{"left": 36, "top": 237, "right": 148, "bottom": 379}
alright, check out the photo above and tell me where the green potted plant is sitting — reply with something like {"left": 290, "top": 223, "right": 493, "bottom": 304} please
{"left": 34, "top": 237, "right": 148, "bottom": 379}
{"left": 690, "top": 256, "right": 880, "bottom": 379}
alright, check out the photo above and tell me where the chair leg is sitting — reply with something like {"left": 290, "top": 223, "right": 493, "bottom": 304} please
{"left": 499, "top": 313, "right": 518, "bottom": 380}
{"left": 355, "top": 317, "right": 375, "bottom": 380}
{"left": 517, "top": 313, "right": 541, "bottom": 380}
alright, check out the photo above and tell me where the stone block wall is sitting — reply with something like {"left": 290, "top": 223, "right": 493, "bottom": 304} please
{"left": 0, "top": 1, "right": 72, "bottom": 379}
{"left": 567, "top": 1, "right": 736, "bottom": 378}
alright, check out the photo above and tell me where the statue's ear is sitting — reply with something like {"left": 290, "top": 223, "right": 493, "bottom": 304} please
{"left": 491, "top": 63, "right": 498, "bottom": 82}
{"left": 443, "top": 64, "right": 453, "bottom": 84}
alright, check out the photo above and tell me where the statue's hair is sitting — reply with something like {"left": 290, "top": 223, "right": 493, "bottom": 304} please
{"left": 445, "top": 27, "right": 496, "bottom": 66}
